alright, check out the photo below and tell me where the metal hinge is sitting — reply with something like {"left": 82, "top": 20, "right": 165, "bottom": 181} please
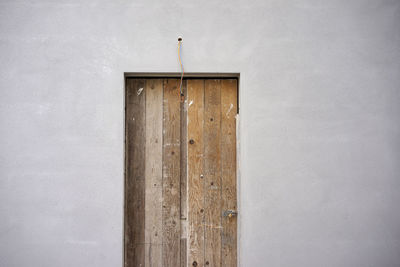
{"left": 223, "top": 210, "right": 238, "bottom": 218}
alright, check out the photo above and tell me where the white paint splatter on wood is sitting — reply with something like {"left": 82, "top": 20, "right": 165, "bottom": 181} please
{"left": 226, "top": 103, "right": 234, "bottom": 117}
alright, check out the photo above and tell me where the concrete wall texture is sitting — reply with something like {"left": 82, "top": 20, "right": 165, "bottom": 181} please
{"left": 1, "top": 0, "right": 400, "bottom": 266}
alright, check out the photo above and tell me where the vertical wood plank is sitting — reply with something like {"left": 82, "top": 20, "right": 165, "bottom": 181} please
{"left": 204, "top": 80, "right": 222, "bottom": 267}
{"left": 187, "top": 79, "right": 205, "bottom": 267}
{"left": 145, "top": 79, "right": 163, "bottom": 267}
{"left": 221, "top": 79, "right": 238, "bottom": 267}
{"left": 125, "top": 78, "right": 146, "bottom": 267}
{"left": 235, "top": 113, "right": 241, "bottom": 267}
{"left": 180, "top": 80, "right": 188, "bottom": 267}
{"left": 163, "top": 79, "right": 181, "bottom": 267}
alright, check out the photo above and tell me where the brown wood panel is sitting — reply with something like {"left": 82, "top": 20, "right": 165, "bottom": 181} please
{"left": 145, "top": 79, "right": 163, "bottom": 267}
{"left": 125, "top": 77, "right": 238, "bottom": 267}
{"left": 220, "top": 79, "right": 238, "bottom": 267}
{"left": 180, "top": 80, "right": 188, "bottom": 267}
{"left": 187, "top": 79, "right": 205, "bottom": 267}
{"left": 125, "top": 78, "right": 146, "bottom": 267}
{"left": 162, "top": 79, "right": 181, "bottom": 266}
{"left": 204, "top": 80, "right": 222, "bottom": 267}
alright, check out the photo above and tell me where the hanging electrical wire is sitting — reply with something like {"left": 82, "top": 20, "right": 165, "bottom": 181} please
{"left": 177, "top": 36, "right": 184, "bottom": 99}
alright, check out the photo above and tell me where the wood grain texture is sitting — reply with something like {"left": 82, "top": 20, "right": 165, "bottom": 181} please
{"left": 125, "top": 78, "right": 146, "bottom": 267}
{"left": 162, "top": 79, "right": 181, "bottom": 267}
{"left": 187, "top": 79, "right": 205, "bottom": 267}
{"left": 145, "top": 79, "right": 163, "bottom": 267}
{"left": 180, "top": 80, "right": 188, "bottom": 267}
{"left": 125, "top": 78, "right": 238, "bottom": 267}
{"left": 220, "top": 79, "right": 238, "bottom": 267}
{"left": 204, "top": 80, "right": 222, "bottom": 267}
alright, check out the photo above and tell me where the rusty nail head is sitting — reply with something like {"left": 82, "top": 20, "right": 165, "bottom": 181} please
{"left": 189, "top": 139, "right": 195, "bottom": 144}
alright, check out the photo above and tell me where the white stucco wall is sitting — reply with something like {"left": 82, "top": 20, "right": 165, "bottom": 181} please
{"left": 1, "top": 0, "right": 400, "bottom": 266}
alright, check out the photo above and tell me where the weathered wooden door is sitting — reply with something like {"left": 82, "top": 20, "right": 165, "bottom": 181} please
{"left": 125, "top": 78, "right": 238, "bottom": 267}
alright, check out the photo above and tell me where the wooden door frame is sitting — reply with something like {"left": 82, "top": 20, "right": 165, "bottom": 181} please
{"left": 123, "top": 72, "right": 241, "bottom": 266}
{"left": 125, "top": 72, "right": 240, "bottom": 79}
